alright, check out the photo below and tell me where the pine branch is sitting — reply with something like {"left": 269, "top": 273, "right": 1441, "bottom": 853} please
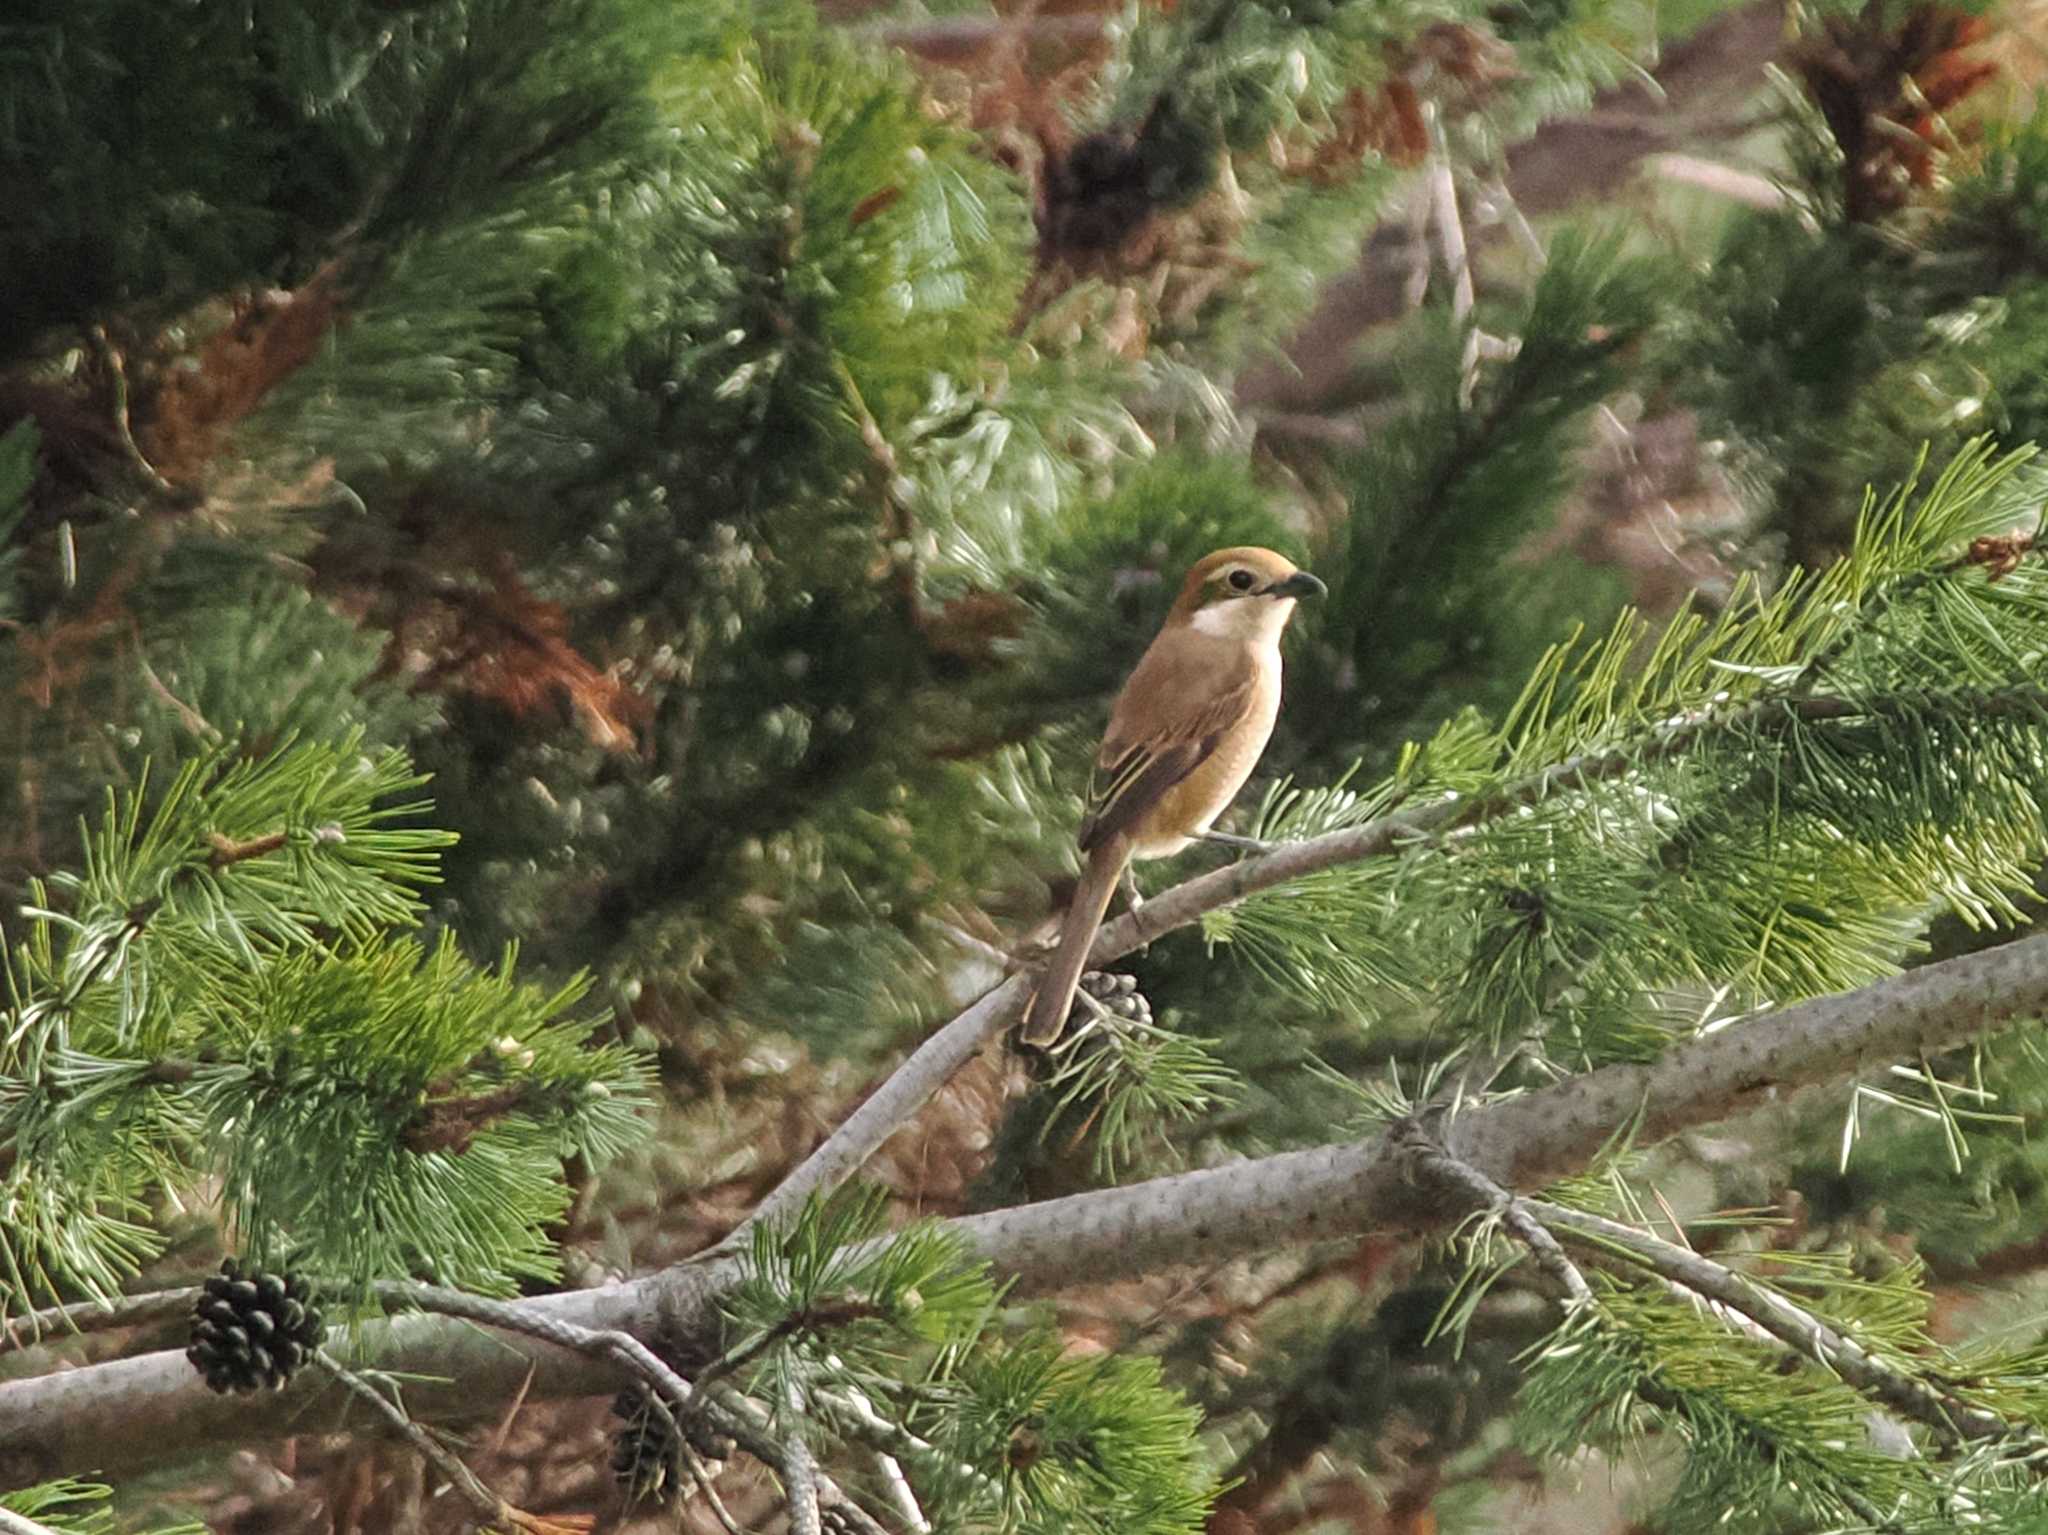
{"left": 1530, "top": 1201, "right": 2035, "bottom": 1453}
{"left": 728, "top": 974, "right": 1030, "bottom": 1245}
{"left": 15, "top": 928, "right": 2048, "bottom": 1483}
{"left": 1401, "top": 1122, "right": 1593, "bottom": 1305}
{"left": 0, "top": 1509, "right": 58, "bottom": 1535}
{"left": 378, "top": 1282, "right": 885, "bottom": 1535}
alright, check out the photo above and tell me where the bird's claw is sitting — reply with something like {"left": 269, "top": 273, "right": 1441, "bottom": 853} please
{"left": 1200, "top": 830, "right": 1279, "bottom": 856}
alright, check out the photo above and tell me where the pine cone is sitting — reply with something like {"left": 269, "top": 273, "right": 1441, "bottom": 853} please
{"left": 185, "top": 1258, "right": 324, "bottom": 1394}
{"left": 610, "top": 1388, "right": 683, "bottom": 1506}
{"left": 610, "top": 1386, "right": 734, "bottom": 1506}
{"left": 1075, "top": 970, "right": 1154, "bottom": 1028}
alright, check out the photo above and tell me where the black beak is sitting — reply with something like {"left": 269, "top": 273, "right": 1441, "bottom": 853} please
{"left": 1266, "top": 571, "right": 1327, "bottom": 600}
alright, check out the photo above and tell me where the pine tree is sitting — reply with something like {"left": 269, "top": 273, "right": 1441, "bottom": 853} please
{"left": 13, "top": 0, "right": 2048, "bottom": 1532}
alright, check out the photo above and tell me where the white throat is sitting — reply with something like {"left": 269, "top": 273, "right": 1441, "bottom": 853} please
{"left": 1189, "top": 596, "right": 1295, "bottom": 643}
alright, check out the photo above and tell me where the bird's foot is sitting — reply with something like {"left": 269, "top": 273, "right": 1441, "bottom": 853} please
{"left": 1201, "top": 830, "right": 1279, "bottom": 856}
{"left": 1119, "top": 869, "right": 1150, "bottom": 955}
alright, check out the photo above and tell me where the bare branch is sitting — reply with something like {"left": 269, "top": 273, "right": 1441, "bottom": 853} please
{"left": 1, "top": 1287, "right": 200, "bottom": 1356}
{"left": 727, "top": 974, "right": 1028, "bottom": 1245}
{"left": 782, "top": 1400, "right": 825, "bottom": 1535}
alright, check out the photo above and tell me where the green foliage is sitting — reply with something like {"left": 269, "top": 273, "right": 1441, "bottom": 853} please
{"left": 199, "top": 936, "right": 650, "bottom": 1292}
{"left": 729, "top": 1186, "right": 1003, "bottom": 1389}
{"left": 0, "top": 0, "right": 673, "bottom": 362}
{"left": 135, "top": 572, "right": 439, "bottom": 761}
{"left": 1786, "top": 1036, "right": 2048, "bottom": 1272}
{"left": 726, "top": 1190, "right": 1217, "bottom": 1534}
{"left": 1299, "top": 231, "right": 1662, "bottom": 759}
{"left": 939, "top": 1339, "right": 1216, "bottom": 1535}
{"left": 1518, "top": 1284, "right": 1925, "bottom": 1530}
{"left": 1670, "top": 102, "right": 2048, "bottom": 567}
{"left": 0, "top": 739, "right": 650, "bottom": 1307}
{"left": 1221, "top": 442, "right": 2048, "bottom": 1064}
{"left": 1, "top": 1480, "right": 202, "bottom": 1535}
{"left": 1037, "top": 1008, "right": 1239, "bottom": 1179}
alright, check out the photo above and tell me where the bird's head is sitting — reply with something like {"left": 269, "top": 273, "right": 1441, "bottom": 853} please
{"left": 1168, "top": 547, "right": 1326, "bottom": 641}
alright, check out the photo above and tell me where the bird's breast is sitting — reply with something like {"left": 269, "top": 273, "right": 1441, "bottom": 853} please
{"left": 1127, "top": 655, "right": 1283, "bottom": 860}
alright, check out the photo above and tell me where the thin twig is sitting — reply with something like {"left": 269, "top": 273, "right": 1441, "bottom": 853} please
{"left": 1425, "top": 105, "right": 1481, "bottom": 406}
{"left": 680, "top": 1440, "right": 748, "bottom": 1535}
{"left": 0, "top": 1510, "right": 59, "bottom": 1535}
{"left": 1529, "top": 1201, "right": 2036, "bottom": 1450}
{"left": 870, "top": 1447, "right": 930, "bottom": 1533}
{"left": 389, "top": 1281, "right": 885, "bottom": 1532}
{"left": 814, "top": 1385, "right": 1004, "bottom": 1500}
{"left": 87, "top": 325, "right": 180, "bottom": 500}
{"left": 716, "top": 1388, "right": 892, "bottom": 1535}
{"left": 312, "top": 1348, "right": 519, "bottom": 1528}
{"left": 3, "top": 1278, "right": 420, "bottom": 1356}
{"left": 1, "top": 1287, "right": 198, "bottom": 1355}
{"left": 782, "top": 1384, "right": 824, "bottom": 1535}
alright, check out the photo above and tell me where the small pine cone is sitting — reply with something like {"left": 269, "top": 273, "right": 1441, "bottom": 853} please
{"left": 610, "top": 1388, "right": 687, "bottom": 1507}
{"left": 1076, "top": 971, "right": 1153, "bottom": 1028}
{"left": 684, "top": 1414, "right": 736, "bottom": 1463}
{"left": 185, "top": 1258, "right": 325, "bottom": 1395}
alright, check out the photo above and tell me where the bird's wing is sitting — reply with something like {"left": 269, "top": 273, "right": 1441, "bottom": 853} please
{"left": 1078, "top": 645, "right": 1260, "bottom": 854}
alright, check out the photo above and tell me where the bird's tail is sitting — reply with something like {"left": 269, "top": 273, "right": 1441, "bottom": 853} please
{"left": 1020, "top": 843, "right": 1126, "bottom": 1047}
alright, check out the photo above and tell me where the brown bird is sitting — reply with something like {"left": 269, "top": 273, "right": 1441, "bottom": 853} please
{"left": 1020, "top": 547, "right": 1324, "bottom": 1047}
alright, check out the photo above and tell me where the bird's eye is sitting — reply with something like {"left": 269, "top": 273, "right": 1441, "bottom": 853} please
{"left": 1226, "top": 569, "right": 1256, "bottom": 592}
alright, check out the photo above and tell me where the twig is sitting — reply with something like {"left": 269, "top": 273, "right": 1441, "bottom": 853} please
{"left": 680, "top": 1440, "right": 748, "bottom": 1535}
{"left": 381, "top": 1280, "right": 705, "bottom": 1420}
{"left": 312, "top": 1348, "right": 520, "bottom": 1528}
{"left": 136, "top": 652, "right": 220, "bottom": 742}
{"left": 782, "top": 1385, "right": 824, "bottom": 1535}
{"left": 1, "top": 1278, "right": 421, "bottom": 1356}
{"left": 0, "top": 1510, "right": 59, "bottom": 1535}
{"left": 1528, "top": 1201, "right": 2033, "bottom": 1450}
{"left": 1646, "top": 153, "right": 1786, "bottom": 209}
{"left": 870, "top": 1447, "right": 930, "bottom": 1533}
{"left": 390, "top": 1281, "right": 883, "bottom": 1533}
{"left": 87, "top": 324, "right": 180, "bottom": 500}
{"left": 1425, "top": 105, "right": 1483, "bottom": 407}
{"left": 716, "top": 1389, "right": 892, "bottom": 1535}
{"left": 814, "top": 1384, "right": 1004, "bottom": 1501}
{"left": 727, "top": 974, "right": 1030, "bottom": 1245}
{"left": 1, "top": 1287, "right": 199, "bottom": 1355}
{"left": 1397, "top": 1122, "right": 1591, "bottom": 1305}
{"left": 1428, "top": 114, "right": 1474, "bottom": 328}
{"left": 1478, "top": 176, "right": 1548, "bottom": 269}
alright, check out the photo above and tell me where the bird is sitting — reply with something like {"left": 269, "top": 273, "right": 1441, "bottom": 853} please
{"left": 1019, "top": 546, "right": 1324, "bottom": 1047}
